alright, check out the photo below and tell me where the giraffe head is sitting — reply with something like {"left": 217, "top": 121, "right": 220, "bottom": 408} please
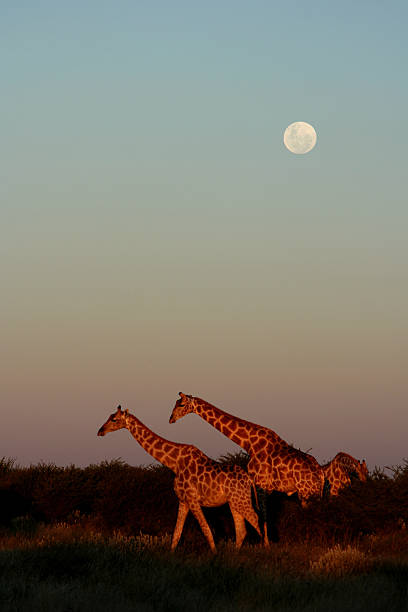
{"left": 97, "top": 405, "right": 129, "bottom": 436}
{"left": 355, "top": 459, "right": 368, "bottom": 482}
{"left": 169, "top": 392, "right": 196, "bottom": 423}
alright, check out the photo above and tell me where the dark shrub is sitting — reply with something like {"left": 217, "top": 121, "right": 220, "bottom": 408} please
{"left": 1, "top": 454, "right": 408, "bottom": 549}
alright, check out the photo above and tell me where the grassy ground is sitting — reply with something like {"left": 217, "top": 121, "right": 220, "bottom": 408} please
{"left": 1, "top": 457, "right": 407, "bottom": 610}
{"left": 1, "top": 523, "right": 407, "bottom": 612}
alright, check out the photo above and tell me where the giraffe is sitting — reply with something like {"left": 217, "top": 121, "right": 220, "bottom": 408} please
{"left": 97, "top": 406, "right": 261, "bottom": 552}
{"left": 169, "top": 393, "right": 325, "bottom": 527}
{"left": 322, "top": 452, "right": 368, "bottom": 496}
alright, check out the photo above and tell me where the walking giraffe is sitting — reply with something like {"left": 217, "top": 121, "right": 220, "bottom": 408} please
{"left": 322, "top": 452, "right": 368, "bottom": 496}
{"left": 97, "top": 406, "right": 261, "bottom": 552}
{"left": 169, "top": 393, "right": 325, "bottom": 540}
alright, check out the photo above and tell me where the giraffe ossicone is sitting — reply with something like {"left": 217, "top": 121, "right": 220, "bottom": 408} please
{"left": 98, "top": 405, "right": 261, "bottom": 553}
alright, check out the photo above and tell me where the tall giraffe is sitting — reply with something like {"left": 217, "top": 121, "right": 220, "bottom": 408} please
{"left": 169, "top": 393, "right": 325, "bottom": 510}
{"left": 97, "top": 406, "right": 261, "bottom": 552}
{"left": 322, "top": 452, "right": 368, "bottom": 496}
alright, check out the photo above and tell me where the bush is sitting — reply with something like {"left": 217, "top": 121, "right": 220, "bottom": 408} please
{"left": 1, "top": 455, "right": 408, "bottom": 549}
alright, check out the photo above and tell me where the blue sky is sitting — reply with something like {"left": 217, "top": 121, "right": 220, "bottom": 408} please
{"left": 1, "top": 1, "right": 407, "bottom": 468}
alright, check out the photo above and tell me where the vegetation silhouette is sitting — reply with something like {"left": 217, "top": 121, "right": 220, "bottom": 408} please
{"left": 1, "top": 454, "right": 407, "bottom": 548}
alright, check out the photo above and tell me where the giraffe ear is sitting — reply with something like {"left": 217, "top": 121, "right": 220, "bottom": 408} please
{"left": 179, "top": 392, "right": 185, "bottom": 398}
{"left": 124, "top": 409, "right": 129, "bottom": 415}
{"left": 116, "top": 405, "right": 122, "bottom": 412}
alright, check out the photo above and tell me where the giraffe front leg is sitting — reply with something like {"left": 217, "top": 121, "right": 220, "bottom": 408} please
{"left": 189, "top": 502, "right": 217, "bottom": 553}
{"left": 171, "top": 502, "right": 189, "bottom": 551}
{"left": 229, "top": 507, "right": 247, "bottom": 550}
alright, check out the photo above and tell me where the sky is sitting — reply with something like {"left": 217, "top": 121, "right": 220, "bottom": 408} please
{"left": 1, "top": 1, "right": 407, "bottom": 471}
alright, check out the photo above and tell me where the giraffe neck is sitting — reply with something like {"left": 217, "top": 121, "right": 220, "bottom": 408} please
{"left": 192, "top": 398, "right": 265, "bottom": 452}
{"left": 125, "top": 414, "right": 184, "bottom": 472}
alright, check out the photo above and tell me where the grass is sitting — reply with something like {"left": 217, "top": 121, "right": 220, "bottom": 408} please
{"left": 0, "top": 524, "right": 407, "bottom": 611}
{"left": 1, "top": 456, "right": 408, "bottom": 610}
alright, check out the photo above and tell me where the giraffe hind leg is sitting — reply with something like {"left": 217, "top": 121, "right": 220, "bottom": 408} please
{"left": 230, "top": 496, "right": 262, "bottom": 540}
{"left": 189, "top": 501, "right": 217, "bottom": 553}
{"left": 242, "top": 505, "right": 262, "bottom": 539}
{"left": 256, "top": 487, "right": 270, "bottom": 546}
{"left": 171, "top": 502, "right": 189, "bottom": 551}
{"left": 229, "top": 507, "right": 247, "bottom": 550}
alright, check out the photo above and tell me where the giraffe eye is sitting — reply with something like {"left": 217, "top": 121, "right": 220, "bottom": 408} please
{"left": 111, "top": 417, "right": 116, "bottom": 422}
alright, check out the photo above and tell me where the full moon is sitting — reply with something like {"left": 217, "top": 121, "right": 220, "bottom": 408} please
{"left": 283, "top": 121, "right": 317, "bottom": 154}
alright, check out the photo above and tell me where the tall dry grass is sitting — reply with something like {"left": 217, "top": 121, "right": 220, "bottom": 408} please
{"left": 0, "top": 522, "right": 407, "bottom": 612}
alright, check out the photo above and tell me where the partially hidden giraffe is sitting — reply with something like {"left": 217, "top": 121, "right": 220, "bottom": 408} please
{"left": 322, "top": 452, "right": 368, "bottom": 496}
{"left": 169, "top": 393, "right": 325, "bottom": 514}
{"left": 97, "top": 406, "right": 261, "bottom": 552}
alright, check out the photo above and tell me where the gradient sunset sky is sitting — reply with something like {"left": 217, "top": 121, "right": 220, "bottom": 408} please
{"left": 2, "top": 1, "right": 407, "bottom": 470}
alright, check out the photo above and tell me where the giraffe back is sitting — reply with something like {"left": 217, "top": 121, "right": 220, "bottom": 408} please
{"left": 246, "top": 431, "right": 325, "bottom": 502}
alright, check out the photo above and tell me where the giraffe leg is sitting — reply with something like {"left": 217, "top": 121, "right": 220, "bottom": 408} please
{"left": 256, "top": 487, "right": 270, "bottom": 546}
{"left": 242, "top": 506, "right": 262, "bottom": 540}
{"left": 189, "top": 502, "right": 217, "bottom": 553}
{"left": 230, "top": 498, "right": 262, "bottom": 542}
{"left": 229, "top": 506, "right": 247, "bottom": 550}
{"left": 171, "top": 502, "right": 189, "bottom": 551}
